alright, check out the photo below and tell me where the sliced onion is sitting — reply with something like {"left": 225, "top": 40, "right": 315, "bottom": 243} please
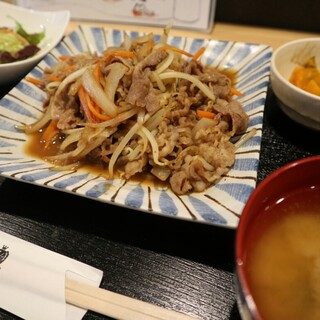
{"left": 60, "top": 130, "right": 83, "bottom": 151}
{"left": 234, "top": 128, "right": 257, "bottom": 149}
{"left": 77, "top": 128, "right": 116, "bottom": 158}
{"left": 144, "top": 108, "right": 165, "bottom": 132}
{"left": 50, "top": 66, "right": 87, "bottom": 119}
{"left": 108, "top": 122, "right": 141, "bottom": 178}
{"left": 87, "top": 108, "right": 138, "bottom": 129}
{"left": 104, "top": 63, "right": 128, "bottom": 102}
{"left": 193, "top": 155, "right": 215, "bottom": 171}
{"left": 159, "top": 71, "right": 216, "bottom": 101}
{"left": 155, "top": 50, "right": 174, "bottom": 74}
{"left": 82, "top": 68, "right": 118, "bottom": 117}
{"left": 140, "top": 126, "right": 168, "bottom": 166}
{"left": 151, "top": 165, "right": 171, "bottom": 181}
{"left": 127, "top": 129, "right": 148, "bottom": 161}
{"left": 160, "top": 21, "right": 173, "bottom": 44}
{"left": 122, "top": 32, "right": 132, "bottom": 51}
{"left": 191, "top": 117, "right": 217, "bottom": 138}
{"left": 150, "top": 71, "right": 166, "bottom": 92}
{"left": 22, "top": 104, "right": 52, "bottom": 133}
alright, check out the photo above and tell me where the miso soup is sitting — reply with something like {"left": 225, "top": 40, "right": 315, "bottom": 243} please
{"left": 245, "top": 185, "right": 320, "bottom": 320}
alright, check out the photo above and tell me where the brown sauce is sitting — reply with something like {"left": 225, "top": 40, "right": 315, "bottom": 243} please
{"left": 24, "top": 129, "right": 168, "bottom": 188}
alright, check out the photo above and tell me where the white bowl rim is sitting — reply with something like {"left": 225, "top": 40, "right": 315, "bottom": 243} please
{"left": 271, "top": 37, "right": 320, "bottom": 102}
{"left": 0, "top": 2, "right": 70, "bottom": 68}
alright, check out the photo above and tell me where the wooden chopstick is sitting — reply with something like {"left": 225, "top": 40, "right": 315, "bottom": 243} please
{"left": 65, "top": 278, "right": 201, "bottom": 320}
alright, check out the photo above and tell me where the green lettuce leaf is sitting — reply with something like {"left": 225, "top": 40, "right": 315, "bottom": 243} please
{"left": 14, "top": 19, "right": 45, "bottom": 45}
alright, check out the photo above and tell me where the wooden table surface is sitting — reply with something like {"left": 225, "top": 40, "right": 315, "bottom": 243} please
{"left": 0, "top": 21, "right": 319, "bottom": 320}
{"left": 67, "top": 20, "right": 319, "bottom": 49}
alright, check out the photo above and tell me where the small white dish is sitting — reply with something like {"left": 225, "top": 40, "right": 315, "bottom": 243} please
{"left": 0, "top": 2, "right": 70, "bottom": 86}
{"left": 270, "top": 38, "right": 320, "bottom": 131}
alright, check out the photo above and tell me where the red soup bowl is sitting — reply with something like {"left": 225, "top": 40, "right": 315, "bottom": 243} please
{"left": 235, "top": 155, "right": 320, "bottom": 320}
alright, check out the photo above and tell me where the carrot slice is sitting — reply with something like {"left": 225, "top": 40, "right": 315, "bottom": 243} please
{"left": 100, "top": 50, "right": 134, "bottom": 63}
{"left": 25, "top": 76, "right": 42, "bottom": 86}
{"left": 41, "top": 120, "right": 59, "bottom": 149}
{"left": 59, "top": 55, "right": 70, "bottom": 61}
{"left": 85, "top": 90, "right": 112, "bottom": 121}
{"left": 78, "top": 86, "right": 99, "bottom": 123}
{"left": 60, "top": 65, "right": 77, "bottom": 73}
{"left": 158, "top": 45, "right": 193, "bottom": 58}
{"left": 196, "top": 109, "right": 216, "bottom": 119}
{"left": 78, "top": 85, "right": 113, "bottom": 122}
{"left": 192, "top": 47, "right": 205, "bottom": 61}
{"left": 230, "top": 87, "right": 244, "bottom": 96}
{"left": 93, "top": 63, "right": 102, "bottom": 84}
{"left": 47, "top": 75, "right": 61, "bottom": 82}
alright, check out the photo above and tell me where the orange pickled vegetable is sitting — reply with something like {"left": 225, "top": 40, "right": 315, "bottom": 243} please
{"left": 289, "top": 57, "right": 320, "bottom": 96}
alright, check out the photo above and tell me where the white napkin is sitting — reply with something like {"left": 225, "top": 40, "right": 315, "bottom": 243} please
{"left": 0, "top": 230, "right": 103, "bottom": 320}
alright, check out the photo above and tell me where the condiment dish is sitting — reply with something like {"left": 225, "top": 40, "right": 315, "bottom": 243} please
{"left": 0, "top": 2, "right": 70, "bottom": 86}
{"left": 235, "top": 155, "right": 320, "bottom": 320}
{"left": 270, "top": 38, "right": 320, "bottom": 130}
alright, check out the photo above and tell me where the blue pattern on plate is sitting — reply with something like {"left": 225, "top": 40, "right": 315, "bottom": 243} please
{"left": 125, "top": 184, "right": 144, "bottom": 208}
{"left": 0, "top": 26, "right": 272, "bottom": 228}
{"left": 0, "top": 97, "right": 37, "bottom": 118}
{"left": 159, "top": 190, "right": 178, "bottom": 216}
{"left": 0, "top": 163, "right": 40, "bottom": 173}
{"left": 204, "top": 41, "right": 229, "bottom": 66}
{"left": 69, "top": 31, "right": 84, "bottom": 52}
{"left": 215, "top": 183, "right": 254, "bottom": 203}
{"left": 0, "top": 118, "right": 22, "bottom": 132}
{"left": 29, "top": 67, "right": 44, "bottom": 79}
{"left": 90, "top": 27, "right": 106, "bottom": 54}
{"left": 128, "top": 31, "right": 140, "bottom": 39}
{"left": 42, "top": 54, "right": 59, "bottom": 68}
{"left": 243, "top": 97, "right": 266, "bottom": 112}
{"left": 111, "top": 29, "right": 124, "bottom": 47}
{"left": 232, "top": 158, "right": 259, "bottom": 171}
{"left": 239, "top": 51, "right": 272, "bottom": 76}
{"left": 242, "top": 80, "right": 270, "bottom": 97}
{"left": 238, "top": 66, "right": 271, "bottom": 88}
{"left": 223, "top": 44, "right": 254, "bottom": 69}
{"left": 189, "top": 196, "right": 227, "bottom": 224}
{"left": 153, "top": 34, "right": 161, "bottom": 43}
{"left": 54, "top": 173, "right": 90, "bottom": 189}
{"left": 0, "top": 140, "right": 15, "bottom": 148}
{"left": 168, "top": 36, "right": 183, "bottom": 48}
{"left": 188, "top": 38, "right": 207, "bottom": 54}
{"left": 249, "top": 115, "right": 264, "bottom": 127}
{"left": 54, "top": 42, "right": 72, "bottom": 57}
{"left": 21, "top": 169, "right": 58, "bottom": 182}
{"left": 0, "top": 156, "right": 22, "bottom": 161}
{"left": 15, "top": 82, "right": 46, "bottom": 102}
{"left": 85, "top": 181, "right": 113, "bottom": 198}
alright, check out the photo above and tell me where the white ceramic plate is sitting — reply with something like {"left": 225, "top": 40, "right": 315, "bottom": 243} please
{"left": 0, "top": 25, "right": 272, "bottom": 228}
{"left": 0, "top": 1, "right": 70, "bottom": 85}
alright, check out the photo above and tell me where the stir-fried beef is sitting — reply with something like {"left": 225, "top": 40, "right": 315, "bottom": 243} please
{"left": 26, "top": 33, "right": 250, "bottom": 195}
{"left": 126, "top": 50, "right": 168, "bottom": 112}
